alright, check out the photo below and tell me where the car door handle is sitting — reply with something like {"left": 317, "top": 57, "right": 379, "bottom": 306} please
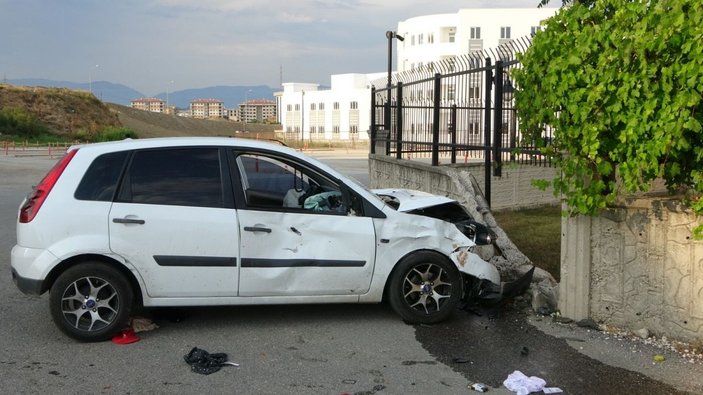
{"left": 113, "top": 218, "right": 146, "bottom": 225}
{"left": 244, "top": 226, "right": 271, "bottom": 233}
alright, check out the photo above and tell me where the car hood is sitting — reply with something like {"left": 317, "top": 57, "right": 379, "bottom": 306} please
{"left": 372, "top": 188, "right": 456, "bottom": 212}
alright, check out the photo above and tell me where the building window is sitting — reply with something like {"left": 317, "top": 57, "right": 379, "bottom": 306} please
{"left": 319, "top": 126, "right": 325, "bottom": 133}
{"left": 295, "top": 104, "right": 300, "bottom": 111}
{"left": 319, "top": 103, "right": 324, "bottom": 110}
{"left": 350, "top": 101, "right": 358, "bottom": 109}
{"left": 530, "top": 26, "right": 541, "bottom": 35}
{"left": 448, "top": 31, "right": 455, "bottom": 43}
{"left": 333, "top": 126, "right": 340, "bottom": 134}
{"left": 446, "top": 86, "right": 455, "bottom": 101}
{"left": 469, "top": 86, "right": 480, "bottom": 99}
{"left": 411, "top": 35, "right": 415, "bottom": 45}
{"left": 333, "top": 102, "right": 339, "bottom": 110}
{"left": 501, "top": 26, "right": 511, "bottom": 39}
{"left": 470, "top": 27, "right": 481, "bottom": 39}
{"left": 350, "top": 125, "right": 358, "bottom": 133}
{"left": 311, "top": 103, "right": 316, "bottom": 110}
{"left": 428, "top": 33, "right": 434, "bottom": 43}
{"left": 418, "top": 34, "right": 424, "bottom": 45}
{"left": 469, "top": 122, "right": 480, "bottom": 135}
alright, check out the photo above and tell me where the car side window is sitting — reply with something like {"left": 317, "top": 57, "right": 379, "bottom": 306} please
{"left": 75, "top": 151, "right": 128, "bottom": 201}
{"left": 117, "top": 148, "right": 225, "bottom": 208}
{"left": 236, "top": 153, "right": 344, "bottom": 214}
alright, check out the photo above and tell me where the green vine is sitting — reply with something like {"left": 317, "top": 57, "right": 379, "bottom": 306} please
{"left": 514, "top": 0, "right": 703, "bottom": 238}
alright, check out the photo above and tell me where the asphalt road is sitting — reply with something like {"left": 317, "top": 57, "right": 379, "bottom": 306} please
{"left": 1, "top": 151, "right": 701, "bottom": 394}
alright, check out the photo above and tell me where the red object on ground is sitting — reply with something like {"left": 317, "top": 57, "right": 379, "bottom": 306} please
{"left": 111, "top": 328, "right": 140, "bottom": 345}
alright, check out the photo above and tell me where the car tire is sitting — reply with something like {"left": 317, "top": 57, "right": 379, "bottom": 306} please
{"left": 388, "top": 251, "right": 462, "bottom": 324}
{"left": 49, "top": 263, "right": 133, "bottom": 342}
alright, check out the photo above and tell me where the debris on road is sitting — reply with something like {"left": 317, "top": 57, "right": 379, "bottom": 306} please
{"left": 130, "top": 317, "right": 159, "bottom": 333}
{"left": 111, "top": 328, "right": 140, "bottom": 345}
{"left": 183, "top": 347, "right": 239, "bottom": 375}
{"left": 468, "top": 382, "right": 489, "bottom": 392}
{"left": 503, "top": 370, "right": 546, "bottom": 395}
{"left": 653, "top": 354, "right": 666, "bottom": 363}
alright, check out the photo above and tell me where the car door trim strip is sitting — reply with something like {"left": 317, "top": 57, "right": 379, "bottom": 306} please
{"left": 154, "top": 255, "right": 238, "bottom": 267}
{"left": 241, "top": 258, "right": 366, "bottom": 268}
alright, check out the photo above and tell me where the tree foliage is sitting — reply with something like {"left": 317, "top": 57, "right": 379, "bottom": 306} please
{"left": 514, "top": 0, "right": 703, "bottom": 236}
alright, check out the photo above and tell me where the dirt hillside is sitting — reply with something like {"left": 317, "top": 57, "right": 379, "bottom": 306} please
{"left": 0, "top": 85, "right": 120, "bottom": 135}
{"left": 0, "top": 84, "right": 278, "bottom": 139}
{"left": 108, "top": 103, "right": 277, "bottom": 138}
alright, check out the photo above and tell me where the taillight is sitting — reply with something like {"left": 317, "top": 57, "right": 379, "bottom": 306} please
{"left": 19, "top": 149, "right": 79, "bottom": 223}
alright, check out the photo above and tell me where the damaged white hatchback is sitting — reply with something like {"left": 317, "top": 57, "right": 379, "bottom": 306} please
{"left": 11, "top": 137, "right": 526, "bottom": 342}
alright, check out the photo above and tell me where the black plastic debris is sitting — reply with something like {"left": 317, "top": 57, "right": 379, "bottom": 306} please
{"left": 183, "top": 347, "right": 238, "bottom": 375}
{"left": 521, "top": 346, "right": 529, "bottom": 356}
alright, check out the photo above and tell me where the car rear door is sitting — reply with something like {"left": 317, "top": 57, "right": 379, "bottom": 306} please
{"left": 109, "top": 147, "right": 240, "bottom": 298}
{"left": 232, "top": 151, "right": 376, "bottom": 297}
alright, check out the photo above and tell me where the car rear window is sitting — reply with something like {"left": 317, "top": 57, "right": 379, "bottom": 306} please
{"left": 75, "top": 151, "right": 129, "bottom": 201}
{"left": 118, "top": 147, "right": 225, "bottom": 208}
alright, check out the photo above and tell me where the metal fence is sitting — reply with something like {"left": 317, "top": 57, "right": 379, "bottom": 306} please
{"left": 369, "top": 36, "right": 553, "bottom": 204}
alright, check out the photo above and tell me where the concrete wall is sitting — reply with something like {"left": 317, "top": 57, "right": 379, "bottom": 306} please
{"left": 369, "top": 154, "right": 559, "bottom": 210}
{"left": 560, "top": 198, "right": 703, "bottom": 342}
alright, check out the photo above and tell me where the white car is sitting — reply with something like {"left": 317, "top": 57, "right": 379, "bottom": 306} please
{"left": 11, "top": 137, "right": 510, "bottom": 342}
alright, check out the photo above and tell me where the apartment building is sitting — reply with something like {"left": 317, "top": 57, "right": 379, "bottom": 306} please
{"left": 190, "top": 98, "right": 224, "bottom": 119}
{"left": 239, "top": 99, "right": 276, "bottom": 123}
{"left": 130, "top": 98, "right": 165, "bottom": 113}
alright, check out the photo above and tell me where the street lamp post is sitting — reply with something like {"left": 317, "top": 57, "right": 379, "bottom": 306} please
{"left": 243, "top": 89, "right": 252, "bottom": 133}
{"left": 89, "top": 64, "right": 99, "bottom": 94}
{"left": 301, "top": 90, "right": 305, "bottom": 146}
{"left": 166, "top": 80, "right": 174, "bottom": 113}
{"left": 385, "top": 31, "right": 404, "bottom": 134}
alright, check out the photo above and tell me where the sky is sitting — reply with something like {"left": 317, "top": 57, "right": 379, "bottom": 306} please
{"left": 1, "top": 0, "right": 557, "bottom": 96}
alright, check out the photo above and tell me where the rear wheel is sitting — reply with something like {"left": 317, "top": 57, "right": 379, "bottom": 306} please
{"left": 49, "top": 263, "right": 133, "bottom": 342}
{"left": 388, "top": 251, "right": 462, "bottom": 324}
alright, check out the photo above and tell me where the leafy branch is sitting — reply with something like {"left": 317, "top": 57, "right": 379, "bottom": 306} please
{"left": 514, "top": 0, "right": 703, "bottom": 237}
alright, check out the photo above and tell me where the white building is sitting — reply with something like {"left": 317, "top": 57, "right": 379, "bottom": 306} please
{"left": 277, "top": 8, "right": 555, "bottom": 141}
{"left": 279, "top": 73, "right": 383, "bottom": 141}
{"left": 397, "top": 8, "right": 554, "bottom": 72}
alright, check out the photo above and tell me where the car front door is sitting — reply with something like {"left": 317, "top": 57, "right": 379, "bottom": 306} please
{"left": 232, "top": 152, "right": 376, "bottom": 297}
{"left": 109, "top": 147, "right": 240, "bottom": 298}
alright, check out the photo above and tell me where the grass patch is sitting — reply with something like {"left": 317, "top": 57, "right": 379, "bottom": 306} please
{"left": 493, "top": 205, "right": 561, "bottom": 281}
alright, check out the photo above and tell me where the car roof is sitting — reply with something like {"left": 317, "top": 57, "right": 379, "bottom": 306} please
{"left": 69, "top": 137, "right": 296, "bottom": 155}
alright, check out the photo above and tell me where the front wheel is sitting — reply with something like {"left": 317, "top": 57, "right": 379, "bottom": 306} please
{"left": 49, "top": 263, "right": 133, "bottom": 342}
{"left": 388, "top": 251, "right": 462, "bottom": 324}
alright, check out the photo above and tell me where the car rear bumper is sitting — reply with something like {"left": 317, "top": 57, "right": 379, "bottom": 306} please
{"left": 10, "top": 245, "right": 56, "bottom": 295}
{"left": 11, "top": 268, "right": 44, "bottom": 295}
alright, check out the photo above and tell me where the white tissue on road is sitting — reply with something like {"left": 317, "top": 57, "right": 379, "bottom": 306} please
{"left": 503, "top": 370, "right": 547, "bottom": 395}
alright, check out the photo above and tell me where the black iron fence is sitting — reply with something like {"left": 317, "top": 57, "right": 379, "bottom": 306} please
{"left": 369, "top": 36, "right": 553, "bottom": 205}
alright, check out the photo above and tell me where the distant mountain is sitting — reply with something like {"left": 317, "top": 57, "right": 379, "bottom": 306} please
{"left": 7, "top": 79, "right": 144, "bottom": 106}
{"left": 6, "top": 79, "right": 278, "bottom": 109}
{"left": 152, "top": 85, "right": 277, "bottom": 109}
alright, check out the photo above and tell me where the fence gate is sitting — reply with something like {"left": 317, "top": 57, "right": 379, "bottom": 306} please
{"left": 369, "top": 38, "right": 551, "bottom": 207}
